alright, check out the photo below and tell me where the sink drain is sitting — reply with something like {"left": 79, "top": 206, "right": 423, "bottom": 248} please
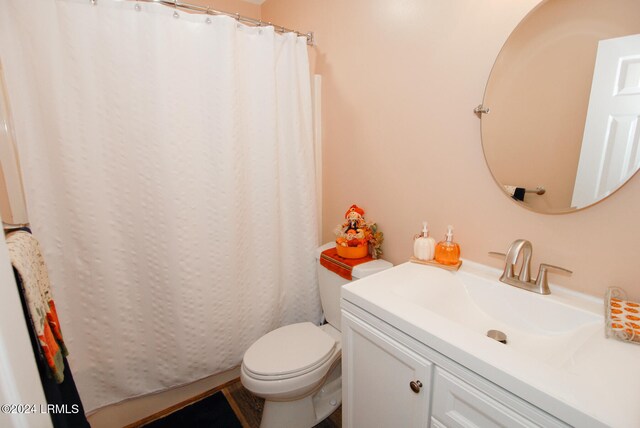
{"left": 487, "top": 329, "right": 507, "bottom": 344}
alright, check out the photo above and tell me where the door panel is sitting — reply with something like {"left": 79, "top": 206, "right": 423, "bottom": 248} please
{"left": 342, "top": 312, "right": 432, "bottom": 428}
{"left": 573, "top": 34, "right": 640, "bottom": 207}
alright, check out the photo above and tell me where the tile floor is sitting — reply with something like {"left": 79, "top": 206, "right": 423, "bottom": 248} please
{"left": 223, "top": 379, "right": 341, "bottom": 428}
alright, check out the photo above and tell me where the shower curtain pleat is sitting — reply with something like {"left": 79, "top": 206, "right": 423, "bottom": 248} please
{"left": 0, "top": 0, "right": 321, "bottom": 412}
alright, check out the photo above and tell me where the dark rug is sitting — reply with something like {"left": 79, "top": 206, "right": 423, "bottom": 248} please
{"left": 143, "top": 391, "right": 242, "bottom": 428}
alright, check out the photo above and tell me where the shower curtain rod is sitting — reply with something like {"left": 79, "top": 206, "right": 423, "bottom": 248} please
{"left": 133, "top": 0, "right": 314, "bottom": 45}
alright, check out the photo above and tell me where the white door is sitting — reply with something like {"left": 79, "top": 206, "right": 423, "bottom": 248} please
{"left": 572, "top": 34, "right": 640, "bottom": 208}
{"left": 342, "top": 311, "right": 432, "bottom": 428}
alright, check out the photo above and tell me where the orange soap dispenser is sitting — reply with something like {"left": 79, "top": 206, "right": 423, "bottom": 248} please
{"left": 434, "top": 225, "right": 460, "bottom": 266}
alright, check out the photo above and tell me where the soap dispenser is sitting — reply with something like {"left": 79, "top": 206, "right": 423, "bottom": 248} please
{"left": 434, "top": 225, "right": 460, "bottom": 266}
{"left": 413, "top": 221, "right": 436, "bottom": 261}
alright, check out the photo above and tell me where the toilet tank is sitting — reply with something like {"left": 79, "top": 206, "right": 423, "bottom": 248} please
{"left": 316, "top": 242, "right": 392, "bottom": 331}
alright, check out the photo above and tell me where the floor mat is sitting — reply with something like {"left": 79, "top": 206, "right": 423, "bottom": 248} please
{"left": 143, "top": 391, "right": 242, "bottom": 428}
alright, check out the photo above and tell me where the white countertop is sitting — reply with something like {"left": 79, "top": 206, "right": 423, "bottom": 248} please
{"left": 341, "top": 260, "right": 640, "bottom": 428}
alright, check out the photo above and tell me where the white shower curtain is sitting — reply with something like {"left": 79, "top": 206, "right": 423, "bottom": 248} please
{"left": 0, "top": 0, "right": 321, "bottom": 411}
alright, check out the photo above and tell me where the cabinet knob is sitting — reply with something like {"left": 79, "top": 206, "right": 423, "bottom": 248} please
{"left": 409, "top": 380, "right": 423, "bottom": 393}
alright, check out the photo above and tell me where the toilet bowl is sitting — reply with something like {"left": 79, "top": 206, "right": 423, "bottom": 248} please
{"left": 241, "top": 243, "right": 392, "bottom": 428}
{"left": 241, "top": 323, "right": 342, "bottom": 427}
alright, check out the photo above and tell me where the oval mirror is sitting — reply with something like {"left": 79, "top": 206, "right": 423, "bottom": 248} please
{"left": 480, "top": 0, "right": 640, "bottom": 214}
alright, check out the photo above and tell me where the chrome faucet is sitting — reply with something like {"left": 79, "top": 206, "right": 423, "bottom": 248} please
{"left": 490, "top": 239, "right": 572, "bottom": 295}
{"left": 502, "top": 239, "right": 532, "bottom": 283}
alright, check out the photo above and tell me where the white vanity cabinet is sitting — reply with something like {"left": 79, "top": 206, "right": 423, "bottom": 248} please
{"left": 342, "top": 303, "right": 568, "bottom": 428}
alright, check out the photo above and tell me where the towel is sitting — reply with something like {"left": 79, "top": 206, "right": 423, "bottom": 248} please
{"left": 320, "top": 247, "right": 373, "bottom": 280}
{"left": 6, "top": 231, "right": 68, "bottom": 383}
{"left": 503, "top": 185, "right": 525, "bottom": 201}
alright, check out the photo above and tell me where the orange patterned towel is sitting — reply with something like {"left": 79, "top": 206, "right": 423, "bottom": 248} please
{"left": 6, "top": 231, "right": 68, "bottom": 383}
{"left": 320, "top": 247, "right": 373, "bottom": 280}
{"left": 606, "top": 287, "right": 640, "bottom": 344}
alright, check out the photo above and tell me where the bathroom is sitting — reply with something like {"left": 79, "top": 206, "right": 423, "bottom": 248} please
{"left": 1, "top": 0, "right": 639, "bottom": 427}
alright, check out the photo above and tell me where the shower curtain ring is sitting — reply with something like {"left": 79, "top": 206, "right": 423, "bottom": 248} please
{"left": 172, "top": 0, "right": 180, "bottom": 18}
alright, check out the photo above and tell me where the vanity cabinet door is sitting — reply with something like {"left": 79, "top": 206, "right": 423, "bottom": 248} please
{"left": 431, "top": 368, "right": 566, "bottom": 428}
{"left": 342, "top": 311, "right": 432, "bottom": 428}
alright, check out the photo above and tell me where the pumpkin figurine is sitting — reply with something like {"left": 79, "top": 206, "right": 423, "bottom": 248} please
{"left": 334, "top": 204, "right": 384, "bottom": 259}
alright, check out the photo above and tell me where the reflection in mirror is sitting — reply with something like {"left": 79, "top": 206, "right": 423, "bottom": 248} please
{"left": 481, "top": 0, "right": 640, "bottom": 214}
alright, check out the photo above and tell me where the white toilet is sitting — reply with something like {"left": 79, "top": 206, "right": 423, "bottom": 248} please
{"left": 241, "top": 242, "right": 392, "bottom": 428}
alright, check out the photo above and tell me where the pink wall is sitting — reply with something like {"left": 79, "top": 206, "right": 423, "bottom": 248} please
{"left": 190, "top": 0, "right": 261, "bottom": 20}
{"left": 262, "top": 0, "right": 640, "bottom": 300}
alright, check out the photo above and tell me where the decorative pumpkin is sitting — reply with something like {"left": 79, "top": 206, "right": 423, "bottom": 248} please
{"left": 334, "top": 204, "right": 383, "bottom": 259}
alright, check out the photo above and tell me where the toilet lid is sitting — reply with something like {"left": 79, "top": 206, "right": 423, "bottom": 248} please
{"left": 243, "top": 322, "right": 336, "bottom": 378}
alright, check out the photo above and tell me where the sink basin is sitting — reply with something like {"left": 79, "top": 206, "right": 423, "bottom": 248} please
{"left": 390, "top": 263, "right": 601, "bottom": 367}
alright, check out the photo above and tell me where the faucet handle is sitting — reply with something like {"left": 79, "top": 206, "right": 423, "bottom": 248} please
{"left": 535, "top": 263, "right": 573, "bottom": 295}
{"left": 538, "top": 263, "right": 572, "bottom": 275}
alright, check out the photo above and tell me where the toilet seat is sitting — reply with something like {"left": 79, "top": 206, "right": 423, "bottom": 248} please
{"left": 243, "top": 322, "right": 336, "bottom": 381}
